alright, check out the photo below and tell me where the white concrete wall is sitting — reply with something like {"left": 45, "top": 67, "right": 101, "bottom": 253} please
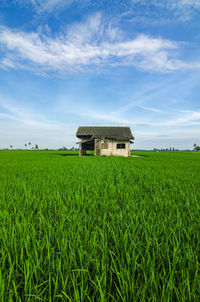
{"left": 99, "top": 140, "right": 130, "bottom": 157}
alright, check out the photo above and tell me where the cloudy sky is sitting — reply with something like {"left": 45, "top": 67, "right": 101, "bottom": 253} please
{"left": 0, "top": 0, "right": 200, "bottom": 149}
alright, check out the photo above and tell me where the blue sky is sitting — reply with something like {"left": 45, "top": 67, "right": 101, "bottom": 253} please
{"left": 0, "top": 0, "right": 200, "bottom": 149}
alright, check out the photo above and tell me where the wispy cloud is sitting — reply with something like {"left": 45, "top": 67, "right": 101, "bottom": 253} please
{"left": 139, "top": 106, "right": 165, "bottom": 113}
{"left": 131, "top": 0, "right": 200, "bottom": 8}
{"left": 131, "top": 0, "right": 200, "bottom": 16}
{"left": 15, "top": 0, "right": 200, "bottom": 16}
{"left": 15, "top": 0, "right": 78, "bottom": 14}
{"left": 0, "top": 98, "right": 77, "bottom": 148}
{"left": 1, "top": 92, "right": 199, "bottom": 149}
{"left": 66, "top": 99, "right": 200, "bottom": 129}
{"left": 0, "top": 99, "right": 60, "bottom": 129}
{"left": 0, "top": 13, "right": 197, "bottom": 75}
{"left": 160, "top": 110, "right": 200, "bottom": 126}
{"left": 167, "top": 0, "right": 200, "bottom": 12}
{"left": 139, "top": 109, "right": 200, "bottom": 128}
{"left": 116, "top": 0, "right": 200, "bottom": 25}
{"left": 83, "top": 110, "right": 138, "bottom": 126}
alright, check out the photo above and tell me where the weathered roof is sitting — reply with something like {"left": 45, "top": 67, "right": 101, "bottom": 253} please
{"left": 76, "top": 126, "right": 134, "bottom": 140}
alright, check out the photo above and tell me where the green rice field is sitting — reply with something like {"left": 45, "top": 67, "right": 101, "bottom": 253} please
{"left": 0, "top": 150, "right": 200, "bottom": 301}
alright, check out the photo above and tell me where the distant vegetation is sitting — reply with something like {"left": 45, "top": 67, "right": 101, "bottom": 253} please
{"left": 0, "top": 150, "right": 200, "bottom": 301}
{"left": 2, "top": 141, "right": 199, "bottom": 152}
{"left": 2, "top": 144, "right": 80, "bottom": 151}
{"left": 2, "top": 144, "right": 200, "bottom": 151}
{"left": 194, "top": 144, "right": 200, "bottom": 151}
{"left": 58, "top": 146, "right": 79, "bottom": 151}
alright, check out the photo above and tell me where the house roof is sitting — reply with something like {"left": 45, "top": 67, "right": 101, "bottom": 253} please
{"left": 76, "top": 126, "right": 134, "bottom": 140}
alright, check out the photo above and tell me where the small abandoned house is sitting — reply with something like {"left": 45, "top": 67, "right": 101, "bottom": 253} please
{"left": 76, "top": 126, "right": 134, "bottom": 157}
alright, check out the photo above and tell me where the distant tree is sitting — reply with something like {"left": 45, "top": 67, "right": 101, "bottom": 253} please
{"left": 24, "top": 144, "right": 27, "bottom": 148}
{"left": 35, "top": 144, "right": 39, "bottom": 150}
{"left": 28, "top": 142, "right": 31, "bottom": 148}
{"left": 10, "top": 145, "right": 13, "bottom": 149}
{"left": 58, "top": 146, "right": 68, "bottom": 151}
{"left": 194, "top": 144, "right": 200, "bottom": 151}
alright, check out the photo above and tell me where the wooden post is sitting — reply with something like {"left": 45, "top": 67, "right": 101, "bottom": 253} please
{"left": 94, "top": 139, "right": 100, "bottom": 156}
{"left": 79, "top": 143, "right": 82, "bottom": 156}
{"left": 94, "top": 139, "right": 96, "bottom": 156}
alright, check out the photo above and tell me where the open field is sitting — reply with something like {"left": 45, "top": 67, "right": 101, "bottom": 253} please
{"left": 0, "top": 150, "right": 200, "bottom": 301}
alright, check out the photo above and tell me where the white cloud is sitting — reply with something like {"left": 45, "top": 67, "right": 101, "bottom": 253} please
{"left": 11, "top": 0, "right": 200, "bottom": 22}
{"left": 149, "top": 109, "right": 200, "bottom": 127}
{"left": 131, "top": 0, "right": 200, "bottom": 20}
{"left": 131, "top": 0, "right": 200, "bottom": 9}
{"left": 172, "top": 0, "right": 200, "bottom": 9}
{"left": 15, "top": 0, "right": 77, "bottom": 13}
{"left": 0, "top": 13, "right": 193, "bottom": 75}
{"left": 168, "top": 110, "right": 200, "bottom": 125}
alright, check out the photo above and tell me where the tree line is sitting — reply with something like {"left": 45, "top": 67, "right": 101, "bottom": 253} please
{"left": 9, "top": 142, "right": 39, "bottom": 150}
{"left": 4, "top": 143, "right": 200, "bottom": 151}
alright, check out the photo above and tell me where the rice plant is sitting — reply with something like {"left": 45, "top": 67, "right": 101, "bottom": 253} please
{"left": 0, "top": 150, "right": 200, "bottom": 301}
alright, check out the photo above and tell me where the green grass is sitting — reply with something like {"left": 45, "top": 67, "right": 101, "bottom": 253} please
{"left": 0, "top": 150, "right": 200, "bottom": 301}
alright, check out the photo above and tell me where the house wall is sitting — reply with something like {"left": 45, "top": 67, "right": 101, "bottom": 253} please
{"left": 95, "top": 139, "right": 130, "bottom": 157}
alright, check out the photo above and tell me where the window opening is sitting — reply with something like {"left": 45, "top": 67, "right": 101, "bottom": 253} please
{"left": 116, "top": 143, "right": 125, "bottom": 149}
{"left": 101, "top": 142, "right": 108, "bottom": 149}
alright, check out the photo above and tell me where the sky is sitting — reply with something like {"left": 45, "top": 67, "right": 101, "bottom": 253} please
{"left": 0, "top": 0, "right": 200, "bottom": 150}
